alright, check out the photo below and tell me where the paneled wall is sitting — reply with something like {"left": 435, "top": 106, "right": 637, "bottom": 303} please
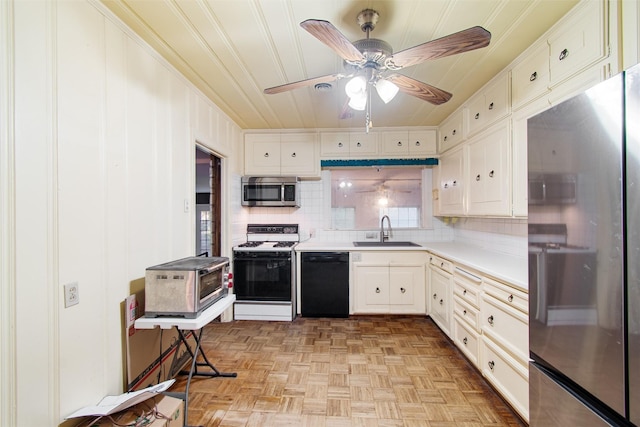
{"left": 4, "top": 0, "right": 242, "bottom": 425}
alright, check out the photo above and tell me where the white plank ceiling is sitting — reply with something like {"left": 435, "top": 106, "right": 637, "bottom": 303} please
{"left": 101, "top": 0, "right": 579, "bottom": 130}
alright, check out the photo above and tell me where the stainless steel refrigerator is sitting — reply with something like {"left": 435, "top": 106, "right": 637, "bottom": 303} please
{"left": 528, "top": 63, "right": 640, "bottom": 426}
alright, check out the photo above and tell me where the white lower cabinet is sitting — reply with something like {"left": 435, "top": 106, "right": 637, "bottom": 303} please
{"left": 427, "top": 254, "right": 453, "bottom": 337}
{"left": 480, "top": 276, "right": 529, "bottom": 421}
{"left": 481, "top": 335, "right": 529, "bottom": 420}
{"left": 427, "top": 251, "right": 529, "bottom": 423}
{"left": 352, "top": 252, "right": 426, "bottom": 314}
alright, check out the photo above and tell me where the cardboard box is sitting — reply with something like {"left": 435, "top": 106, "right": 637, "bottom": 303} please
{"left": 75, "top": 395, "right": 183, "bottom": 427}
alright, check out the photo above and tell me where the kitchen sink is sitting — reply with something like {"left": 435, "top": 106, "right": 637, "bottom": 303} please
{"left": 353, "top": 241, "right": 421, "bottom": 247}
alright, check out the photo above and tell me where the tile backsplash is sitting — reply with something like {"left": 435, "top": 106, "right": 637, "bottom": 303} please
{"left": 231, "top": 171, "right": 528, "bottom": 258}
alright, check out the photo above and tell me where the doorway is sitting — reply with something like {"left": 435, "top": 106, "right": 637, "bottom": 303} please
{"left": 195, "top": 146, "right": 221, "bottom": 256}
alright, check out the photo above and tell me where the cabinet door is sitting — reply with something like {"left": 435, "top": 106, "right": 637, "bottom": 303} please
{"left": 350, "top": 132, "right": 378, "bottom": 157}
{"left": 244, "top": 134, "right": 281, "bottom": 175}
{"left": 467, "top": 122, "right": 511, "bottom": 216}
{"left": 438, "top": 147, "right": 465, "bottom": 215}
{"left": 389, "top": 266, "right": 425, "bottom": 312}
{"left": 280, "top": 133, "right": 318, "bottom": 176}
{"left": 512, "top": 42, "right": 551, "bottom": 110}
{"left": 320, "top": 132, "right": 350, "bottom": 158}
{"left": 354, "top": 265, "right": 389, "bottom": 313}
{"left": 380, "top": 131, "right": 409, "bottom": 156}
{"left": 467, "top": 74, "right": 510, "bottom": 136}
{"left": 429, "top": 267, "right": 451, "bottom": 337}
{"left": 548, "top": 1, "right": 606, "bottom": 86}
{"left": 408, "top": 130, "right": 437, "bottom": 156}
{"left": 439, "top": 110, "right": 464, "bottom": 153}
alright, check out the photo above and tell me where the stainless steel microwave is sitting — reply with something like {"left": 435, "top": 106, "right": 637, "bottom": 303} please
{"left": 529, "top": 173, "right": 577, "bottom": 205}
{"left": 241, "top": 176, "right": 300, "bottom": 207}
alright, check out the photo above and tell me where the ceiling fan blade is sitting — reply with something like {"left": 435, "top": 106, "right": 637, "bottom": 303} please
{"left": 300, "top": 19, "right": 366, "bottom": 64}
{"left": 385, "top": 74, "right": 452, "bottom": 105}
{"left": 264, "top": 73, "right": 343, "bottom": 94}
{"left": 385, "top": 26, "right": 491, "bottom": 70}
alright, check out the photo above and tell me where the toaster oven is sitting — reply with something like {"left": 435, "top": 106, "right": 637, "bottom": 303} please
{"left": 144, "top": 256, "right": 231, "bottom": 318}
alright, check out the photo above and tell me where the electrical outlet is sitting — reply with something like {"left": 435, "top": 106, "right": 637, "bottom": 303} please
{"left": 64, "top": 282, "right": 79, "bottom": 308}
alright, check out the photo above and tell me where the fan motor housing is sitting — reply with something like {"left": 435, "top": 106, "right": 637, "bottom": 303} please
{"left": 344, "top": 38, "right": 393, "bottom": 71}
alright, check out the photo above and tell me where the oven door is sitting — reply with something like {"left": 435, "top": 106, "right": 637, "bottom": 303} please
{"left": 233, "top": 251, "right": 292, "bottom": 301}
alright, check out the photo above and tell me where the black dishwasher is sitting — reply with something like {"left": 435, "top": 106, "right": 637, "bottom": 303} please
{"left": 300, "top": 252, "right": 349, "bottom": 318}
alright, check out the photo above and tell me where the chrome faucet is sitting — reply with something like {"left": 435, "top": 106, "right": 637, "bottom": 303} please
{"left": 380, "top": 215, "right": 391, "bottom": 242}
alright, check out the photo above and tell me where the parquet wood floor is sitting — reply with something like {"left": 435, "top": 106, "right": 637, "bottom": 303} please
{"left": 171, "top": 316, "right": 527, "bottom": 427}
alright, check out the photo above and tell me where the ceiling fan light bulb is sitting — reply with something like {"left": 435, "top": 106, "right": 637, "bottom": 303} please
{"left": 348, "top": 93, "right": 367, "bottom": 111}
{"left": 376, "top": 79, "right": 399, "bottom": 103}
{"left": 345, "top": 75, "right": 367, "bottom": 98}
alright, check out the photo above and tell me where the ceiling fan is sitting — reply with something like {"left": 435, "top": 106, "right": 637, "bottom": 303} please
{"left": 264, "top": 9, "right": 491, "bottom": 119}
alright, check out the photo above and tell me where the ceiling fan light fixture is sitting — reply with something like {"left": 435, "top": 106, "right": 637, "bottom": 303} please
{"left": 345, "top": 75, "right": 367, "bottom": 98}
{"left": 348, "top": 92, "right": 367, "bottom": 111}
{"left": 375, "top": 79, "right": 399, "bottom": 103}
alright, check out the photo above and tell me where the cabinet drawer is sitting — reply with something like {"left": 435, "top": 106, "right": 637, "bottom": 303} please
{"left": 454, "top": 297, "right": 479, "bottom": 331}
{"left": 428, "top": 254, "right": 453, "bottom": 274}
{"left": 483, "top": 277, "right": 528, "bottom": 314}
{"left": 481, "top": 336, "right": 529, "bottom": 421}
{"left": 454, "top": 317, "right": 480, "bottom": 367}
{"left": 453, "top": 267, "right": 481, "bottom": 307}
{"left": 481, "top": 293, "right": 529, "bottom": 363}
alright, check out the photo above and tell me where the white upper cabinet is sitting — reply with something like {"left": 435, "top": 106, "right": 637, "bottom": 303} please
{"left": 438, "top": 146, "right": 465, "bottom": 216}
{"left": 466, "top": 73, "right": 511, "bottom": 137}
{"left": 511, "top": 42, "right": 551, "bottom": 110}
{"left": 380, "top": 130, "right": 437, "bottom": 157}
{"left": 245, "top": 132, "right": 319, "bottom": 177}
{"left": 320, "top": 131, "right": 377, "bottom": 158}
{"left": 548, "top": 0, "right": 607, "bottom": 87}
{"left": 466, "top": 121, "right": 511, "bottom": 216}
{"left": 438, "top": 109, "right": 465, "bottom": 153}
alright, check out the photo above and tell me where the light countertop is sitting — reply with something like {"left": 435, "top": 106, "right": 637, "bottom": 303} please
{"left": 295, "top": 240, "right": 527, "bottom": 291}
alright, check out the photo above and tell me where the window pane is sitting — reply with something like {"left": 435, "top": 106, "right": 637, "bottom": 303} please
{"left": 330, "top": 167, "right": 423, "bottom": 230}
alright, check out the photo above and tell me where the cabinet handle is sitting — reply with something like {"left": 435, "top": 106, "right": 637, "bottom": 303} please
{"left": 489, "top": 170, "right": 494, "bottom": 178}
{"left": 444, "top": 183, "right": 449, "bottom": 189}
{"left": 559, "top": 48, "right": 569, "bottom": 61}
{"left": 439, "top": 299, "right": 443, "bottom": 305}
{"left": 400, "top": 287, "right": 406, "bottom": 293}
{"left": 433, "top": 293, "right": 437, "bottom": 299}
{"left": 444, "top": 136, "right": 448, "bottom": 141}
{"left": 415, "top": 141, "right": 420, "bottom": 146}
{"left": 376, "top": 287, "right": 380, "bottom": 293}
{"left": 264, "top": 152, "right": 269, "bottom": 157}
{"left": 452, "top": 180, "right": 457, "bottom": 186}
{"left": 488, "top": 360, "right": 495, "bottom": 371}
{"left": 463, "top": 309, "right": 467, "bottom": 315}
{"left": 452, "top": 129, "right": 457, "bottom": 135}
{"left": 440, "top": 262, "right": 444, "bottom": 268}
{"left": 463, "top": 337, "right": 468, "bottom": 345}
{"left": 476, "top": 174, "right": 481, "bottom": 181}
{"left": 475, "top": 112, "right": 480, "bottom": 120}
{"left": 397, "top": 141, "right": 403, "bottom": 147}
{"left": 508, "top": 294, "right": 514, "bottom": 302}
{"left": 356, "top": 142, "right": 362, "bottom": 147}
{"left": 488, "top": 315, "right": 494, "bottom": 325}
{"left": 488, "top": 102, "right": 494, "bottom": 110}
{"left": 530, "top": 71, "right": 537, "bottom": 82}
{"left": 338, "top": 142, "right": 343, "bottom": 148}
{"left": 463, "top": 289, "right": 467, "bottom": 295}
{"left": 291, "top": 152, "right": 296, "bottom": 158}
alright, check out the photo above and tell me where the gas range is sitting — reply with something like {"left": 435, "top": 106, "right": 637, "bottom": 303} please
{"left": 234, "top": 224, "right": 300, "bottom": 252}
